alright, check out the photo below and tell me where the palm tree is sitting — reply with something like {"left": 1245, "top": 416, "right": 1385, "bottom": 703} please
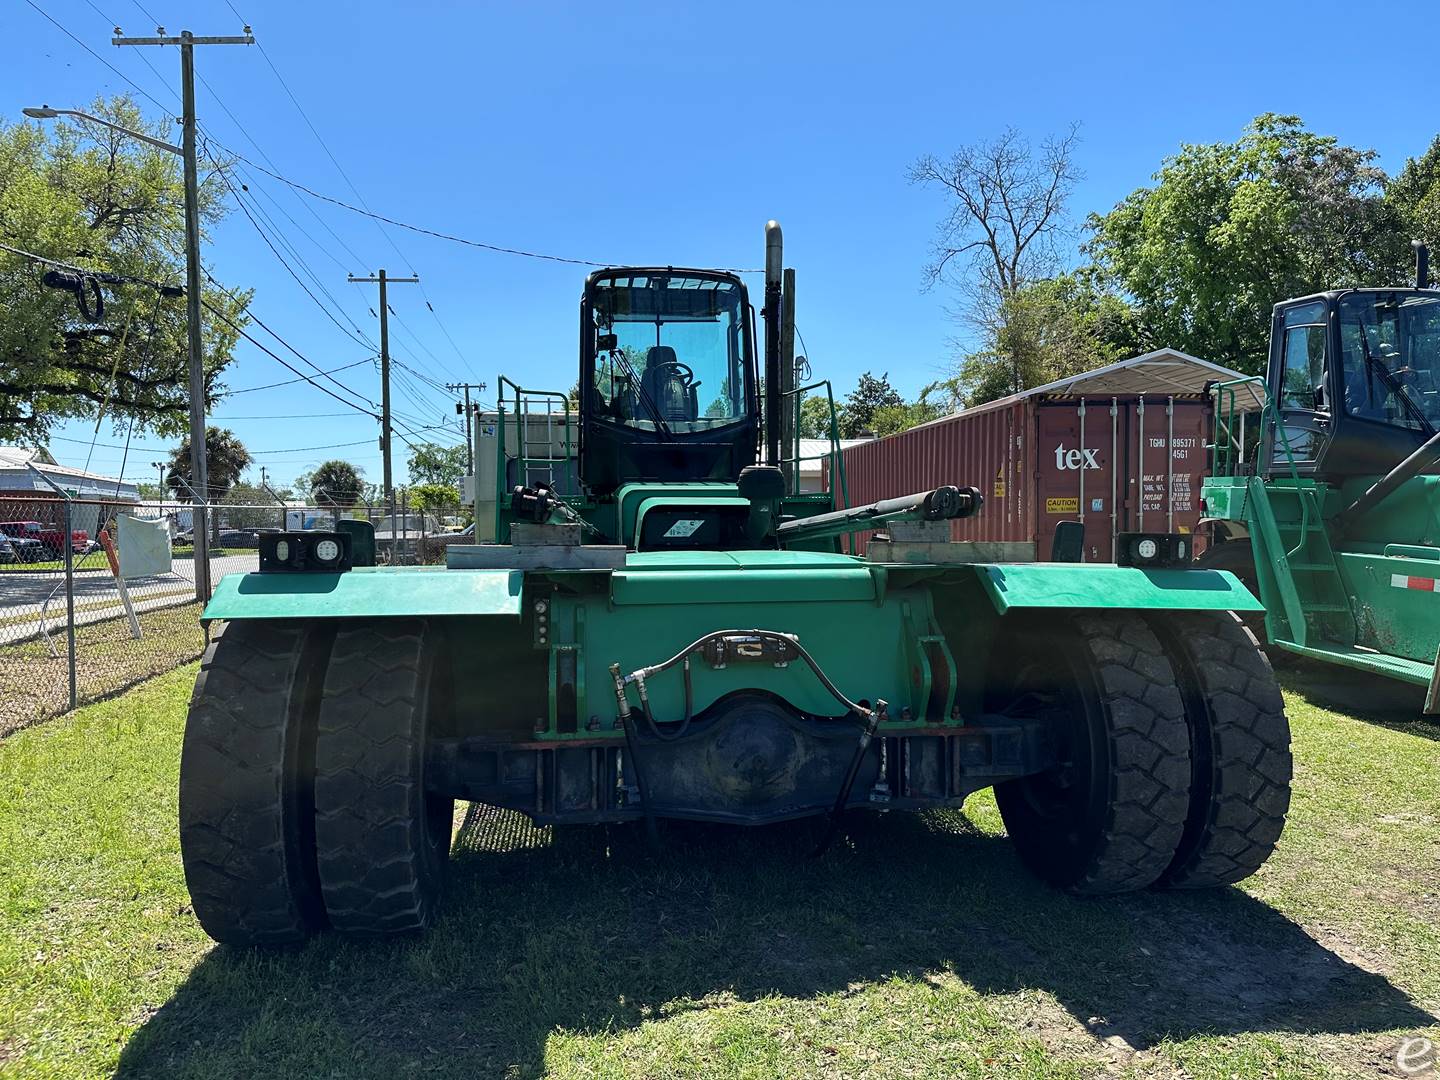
{"left": 307, "top": 459, "right": 364, "bottom": 508}
{"left": 165, "top": 428, "right": 252, "bottom": 541}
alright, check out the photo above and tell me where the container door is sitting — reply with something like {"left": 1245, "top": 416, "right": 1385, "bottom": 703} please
{"left": 1034, "top": 400, "right": 1121, "bottom": 562}
{"left": 1129, "top": 396, "right": 1207, "bottom": 549}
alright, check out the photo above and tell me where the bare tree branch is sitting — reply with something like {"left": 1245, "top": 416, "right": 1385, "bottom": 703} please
{"left": 910, "top": 124, "right": 1082, "bottom": 318}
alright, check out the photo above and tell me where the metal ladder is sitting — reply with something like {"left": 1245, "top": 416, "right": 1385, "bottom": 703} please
{"left": 1250, "top": 479, "right": 1355, "bottom": 647}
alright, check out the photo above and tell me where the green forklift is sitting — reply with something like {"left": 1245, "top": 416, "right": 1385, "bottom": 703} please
{"left": 1201, "top": 242, "right": 1440, "bottom": 707}
{"left": 179, "top": 222, "right": 1289, "bottom": 945}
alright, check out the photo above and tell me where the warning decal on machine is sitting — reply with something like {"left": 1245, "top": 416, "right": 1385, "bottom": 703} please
{"left": 664, "top": 519, "right": 705, "bottom": 538}
{"left": 1045, "top": 497, "right": 1079, "bottom": 514}
{"left": 1391, "top": 574, "right": 1437, "bottom": 592}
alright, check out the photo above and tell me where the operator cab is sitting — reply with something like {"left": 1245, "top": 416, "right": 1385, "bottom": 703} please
{"left": 580, "top": 268, "right": 759, "bottom": 493}
{"left": 1267, "top": 286, "right": 1440, "bottom": 478}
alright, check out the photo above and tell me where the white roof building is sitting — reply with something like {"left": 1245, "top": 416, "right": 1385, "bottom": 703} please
{"left": 0, "top": 446, "right": 141, "bottom": 501}
{"left": 795, "top": 437, "right": 872, "bottom": 494}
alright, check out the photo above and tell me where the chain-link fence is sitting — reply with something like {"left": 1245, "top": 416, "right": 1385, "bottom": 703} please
{"left": 0, "top": 492, "right": 477, "bottom": 734}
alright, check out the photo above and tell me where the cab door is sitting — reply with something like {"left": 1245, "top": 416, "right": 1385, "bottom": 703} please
{"left": 1265, "top": 300, "right": 1333, "bottom": 475}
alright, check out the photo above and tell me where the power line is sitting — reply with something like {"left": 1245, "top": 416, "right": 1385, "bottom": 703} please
{"left": 193, "top": 71, "right": 371, "bottom": 270}
{"left": 21, "top": 0, "right": 172, "bottom": 115}
{"left": 210, "top": 140, "right": 767, "bottom": 273}
{"left": 226, "top": 356, "right": 374, "bottom": 395}
{"left": 212, "top": 159, "right": 378, "bottom": 354}
{"left": 0, "top": 240, "right": 181, "bottom": 294}
{"left": 202, "top": 267, "right": 379, "bottom": 411}
{"left": 203, "top": 19, "right": 479, "bottom": 385}
{"left": 251, "top": 438, "right": 373, "bottom": 455}
{"left": 50, "top": 432, "right": 168, "bottom": 451}
{"left": 203, "top": 299, "right": 379, "bottom": 419}
{"left": 214, "top": 411, "right": 356, "bottom": 419}
{"left": 204, "top": 138, "right": 620, "bottom": 267}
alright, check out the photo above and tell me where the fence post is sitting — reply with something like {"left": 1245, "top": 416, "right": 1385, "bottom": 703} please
{"left": 63, "top": 497, "right": 77, "bottom": 712}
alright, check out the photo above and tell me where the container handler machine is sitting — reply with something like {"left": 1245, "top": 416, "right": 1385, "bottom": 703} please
{"left": 1201, "top": 242, "right": 1440, "bottom": 707}
{"left": 180, "top": 223, "right": 1290, "bottom": 944}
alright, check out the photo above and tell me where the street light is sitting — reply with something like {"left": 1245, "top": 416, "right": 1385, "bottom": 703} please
{"left": 25, "top": 102, "right": 211, "bottom": 602}
{"left": 23, "top": 105, "right": 181, "bottom": 155}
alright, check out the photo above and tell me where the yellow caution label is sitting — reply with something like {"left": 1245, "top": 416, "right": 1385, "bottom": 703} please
{"left": 993, "top": 468, "right": 1006, "bottom": 498}
{"left": 1045, "top": 497, "right": 1079, "bottom": 514}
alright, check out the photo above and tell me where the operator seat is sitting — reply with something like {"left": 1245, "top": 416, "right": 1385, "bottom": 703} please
{"left": 641, "top": 345, "right": 697, "bottom": 423}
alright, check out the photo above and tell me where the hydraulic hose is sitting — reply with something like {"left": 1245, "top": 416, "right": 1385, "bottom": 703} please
{"left": 615, "top": 629, "right": 871, "bottom": 720}
{"left": 813, "top": 699, "right": 886, "bottom": 857}
{"left": 610, "top": 662, "right": 660, "bottom": 844}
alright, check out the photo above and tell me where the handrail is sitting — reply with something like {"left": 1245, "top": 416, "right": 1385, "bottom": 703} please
{"left": 781, "top": 379, "right": 849, "bottom": 513}
{"left": 494, "top": 375, "right": 576, "bottom": 538}
{"left": 1209, "top": 375, "right": 1310, "bottom": 556}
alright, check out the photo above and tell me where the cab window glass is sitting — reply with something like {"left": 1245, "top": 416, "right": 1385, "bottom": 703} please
{"left": 1278, "top": 302, "right": 1328, "bottom": 411}
{"left": 1339, "top": 293, "right": 1440, "bottom": 430}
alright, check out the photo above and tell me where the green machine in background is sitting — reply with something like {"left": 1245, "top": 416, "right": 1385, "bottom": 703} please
{"left": 181, "top": 222, "right": 1290, "bottom": 946}
{"left": 1201, "top": 242, "right": 1440, "bottom": 707}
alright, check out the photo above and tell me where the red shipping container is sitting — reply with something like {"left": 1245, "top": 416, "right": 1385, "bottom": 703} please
{"left": 838, "top": 351, "right": 1241, "bottom": 561}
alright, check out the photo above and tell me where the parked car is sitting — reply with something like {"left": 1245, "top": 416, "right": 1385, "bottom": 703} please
{"left": 172, "top": 529, "right": 194, "bottom": 548}
{"left": 373, "top": 513, "right": 441, "bottom": 560}
{"left": 0, "top": 529, "right": 47, "bottom": 563}
{"left": 0, "top": 520, "right": 90, "bottom": 559}
{"left": 215, "top": 529, "right": 260, "bottom": 549}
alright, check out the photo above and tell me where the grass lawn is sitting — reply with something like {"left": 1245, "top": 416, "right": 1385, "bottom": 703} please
{"left": 0, "top": 664, "right": 1437, "bottom": 1078}
{"left": 0, "top": 604, "right": 205, "bottom": 736}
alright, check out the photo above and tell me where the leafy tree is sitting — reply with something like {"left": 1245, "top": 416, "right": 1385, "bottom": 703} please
{"left": 837, "top": 372, "right": 905, "bottom": 437}
{"left": 410, "top": 482, "right": 460, "bottom": 513}
{"left": 1387, "top": 134, "right": 1440, "bottom": 264}
{"left": 956, "top": 273, "right": 1139, "bottom": 406}
{"left": 306, "top": 459, "right": 364, "bottom": 508}
{"left": 406, "top": 441, "right": 468, "bottom": 487}
{"left": 220, "top": 481, "right": 285, "bottom": 530}
{"left": 797, "top": 394, "right": 835, "bottom": 439}
{"left": 1087, "top": 114, "right": 1404, "bottom": 375}
{"left": 0, "top": 96, "right": 249, "bottom": 441}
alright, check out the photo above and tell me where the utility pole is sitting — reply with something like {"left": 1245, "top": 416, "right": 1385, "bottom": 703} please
{"left": 116, "top": 25, "right": 253, "bottom": 602}
{"left": 446, "top": 382, "right": 488, "bottom": 475}
{"left": 349, "top": 270, "right": 419, "bottom": 502}
{"left": 151, "top": 460, "right": 166, "bottom": 499}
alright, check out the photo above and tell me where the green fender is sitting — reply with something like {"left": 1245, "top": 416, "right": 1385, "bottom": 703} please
{"left": 201, "top": 566, "right": 524, "bottom": 622}
{"left": 974, "top": 563, "right": 1264, "bottom": 614}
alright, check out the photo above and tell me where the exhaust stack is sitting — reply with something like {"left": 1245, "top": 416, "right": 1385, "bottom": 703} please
{"left": 1415, "top": 239, "right": 1431, "bottom": 290}
{"left": 764, "top": 221, "right": 783, "bottom": 468}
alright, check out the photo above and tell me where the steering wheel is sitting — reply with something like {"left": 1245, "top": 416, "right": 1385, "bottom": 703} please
{"left": 652, "top": 360, "right": 698, "bottom": 390}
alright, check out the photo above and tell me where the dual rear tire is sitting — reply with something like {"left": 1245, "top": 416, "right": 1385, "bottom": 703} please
{"left": 181, "top": 609, "right": 1291, "bottom": 945}
{"left": 179, "top": 619, "right": 453, "bottom": 946}
{"left": 992, "top": 610, "right": 1290, "bottom": 893}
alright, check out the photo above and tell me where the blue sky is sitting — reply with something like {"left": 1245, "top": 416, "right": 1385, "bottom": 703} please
{"left": 7, "top": 0, "right": 1440, "bottom": 490}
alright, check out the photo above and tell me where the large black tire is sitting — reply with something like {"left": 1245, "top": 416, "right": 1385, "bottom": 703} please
{"left": 179, "top": 620, "right": 332, "bottom": 945}
{"left": 1149, "top": 612, "right": 1292, "bottom": 888}
{"left": 314, "top": 620, "right": 454, "bottom": 935}
{"left": 1195, "top": 540, "right": 1273, "bottom": 647}
{"left": 992, "top": 612, "right": 1192, "bottom": 894}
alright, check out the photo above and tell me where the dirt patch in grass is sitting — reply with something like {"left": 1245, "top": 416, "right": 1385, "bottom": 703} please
{"left": 0, "top": 603, "right": 204, "bottom": 736}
